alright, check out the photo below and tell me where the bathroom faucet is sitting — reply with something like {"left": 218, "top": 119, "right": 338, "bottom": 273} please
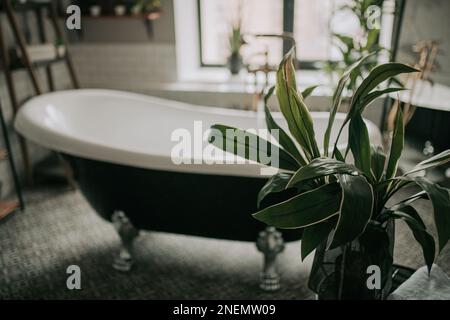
{"left": 246, "top": 49, "right": 275, "bottom": 87}
{"left": 244, "top": 32, "right": 298, "bottom": 79}
{"left": 243, "top": 33, "right": 297, "bottom": 111}
{"left": 252, "top": 33, "right": 298, "bottom": 61}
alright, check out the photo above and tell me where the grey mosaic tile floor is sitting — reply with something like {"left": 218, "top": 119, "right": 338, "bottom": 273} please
{"left": 0, "top": 185, "right": 449, "bottom": 299}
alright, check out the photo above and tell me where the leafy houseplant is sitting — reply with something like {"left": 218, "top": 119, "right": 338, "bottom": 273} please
{"left": 130, "top": 0, "right": 162, "bottom": 18}
{"left": 325, "top": 0, "right": 384, "bottom": 93}
{"left": 227, "top": 21, "right": 244, "bottom": 75}
{"left": 209, "top": 51, "right": 450, "bottom": 299}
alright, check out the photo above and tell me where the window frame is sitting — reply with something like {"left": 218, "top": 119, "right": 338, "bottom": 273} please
{"left": 198, "top": 0, "right": 332, "bottom": 70}
{"left": 197, "top": 0, "right": 392, "bottom": 70}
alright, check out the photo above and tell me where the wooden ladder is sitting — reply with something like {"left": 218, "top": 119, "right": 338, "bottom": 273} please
{"left": 0, "top": 0, "right": 79, "bottom": 185}
{"left": 0, "top": 99, "right": 24, "bottom": 221}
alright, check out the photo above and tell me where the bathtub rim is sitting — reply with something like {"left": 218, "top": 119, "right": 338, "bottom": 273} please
{"left": 14, "top": 89, "right": 381, "bottom": 178}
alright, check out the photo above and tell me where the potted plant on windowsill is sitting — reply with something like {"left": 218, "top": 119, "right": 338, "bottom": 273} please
{"left": 131, "top": 0, "right": 162, "bottom": 20}
{"left": 227, "top": 20, "right": 244, "bottom": 75}
{"left": 209, "top": 51, "right": 450, "bottom": 300}
{"left": 114, "top": 1, "right": 127, "bottom": 16}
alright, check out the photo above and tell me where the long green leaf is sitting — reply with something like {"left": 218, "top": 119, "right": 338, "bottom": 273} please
{"left": 252, "top": 183, "right": 342, "bottom": 229}
{"left": 301, "top": 217, "right": 337, "bottom": 260}
{"left": 276, "top": 51, "right": 307, "bottom": 157}
{"left": 405, "top": 150, "right": 450, "bottom": 175}
{"left": 391, "top": 191, "right": 428, "bottom": 210}
{"left": 408, "top": 176, "right": 450, "bottom": 251}
{"left": 209, "top": 124, "right": 299, "bottom": 171}
{"left": 264, "top": 87, "right": 306, "bottom": 166}
{"left": 290, "top": 88, "right": 321, "bottom": 159}
{"left": 381, "top": 178, "right": 415, "bottom": 203}
{"left": 386, "top": 106, "right": 404, "bottom": 179}
{"left": 361, "top": 87, "right": 406, "bottom": 111}
{"left": 371, "top": 145, "right": 386, "bottom": 181}
{"left": 334, "top": 146, "right": 345, "bottom": 162}
{"left": 301, "top": 85, "right": 319, "bottom": 99}
{"left": 329, "top": 174, "right": 374, "bottom": 248}
{"left": 276, "top": 51, "right": 320, "bottom": 160}
{"left": 257, "top": 173, "right": 292, "bottom": 208}
{"left": 287, "top": 157, "right": 361, "bottom": 188}
{"left": 384, "top": 209, "right": 435, "bottom": 273}
{"left": 394, "top": 205, "right": 427, "bottom": 229}
{"left": 334, "top": 63, "right": 418, "bottom": 146}
{"left": 351, "top": 63, "right": 419, "bottom": 114}
{"left": 334, "top": 33, "right": 354, "bottom": 48}
{"left": 325, "top": 54, "right": 374, "bottom": 157}
{"left": 364, "top": 28, "right": 380, "bottom": 51}
{"left": 349, "top": 113, "right": 373, "bottom": 179}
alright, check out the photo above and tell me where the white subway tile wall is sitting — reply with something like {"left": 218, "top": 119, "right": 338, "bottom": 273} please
{"left": 71, "top": 44, "right": 177, "bottom": 90}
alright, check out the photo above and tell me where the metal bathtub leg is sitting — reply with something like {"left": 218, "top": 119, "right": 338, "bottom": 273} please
{"left": 112, "top": 211, "right": 140, "bottom": 272}
{"left": 256, "top": 227, "right": 285, "bottom": 292}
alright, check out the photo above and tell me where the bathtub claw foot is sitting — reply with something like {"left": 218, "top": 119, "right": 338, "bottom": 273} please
{"left": 112, "top": 211, "right": 139, "bottom": 272}
{"left": 256, "top": 227, "right": 285, "bottom": 292}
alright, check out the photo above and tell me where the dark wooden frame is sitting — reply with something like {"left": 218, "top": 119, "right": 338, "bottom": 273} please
{"left": 0, "top": 98, "right": 24, "bottom": 221}
{"left": 0, "top": 0, "right": 79, "bottom": 184}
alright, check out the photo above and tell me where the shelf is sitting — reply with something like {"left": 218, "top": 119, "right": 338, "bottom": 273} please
{"left": 79, "top": 13, "right": 162, "bottom": 21}
{"left": 2, "top": 1, "right": 52, "bottom": 13}
{"left": 9, "top": 56, "right": 66, "bottom": 71}
{"left": 0, "top": 201, "right": 19, "bottom": 221}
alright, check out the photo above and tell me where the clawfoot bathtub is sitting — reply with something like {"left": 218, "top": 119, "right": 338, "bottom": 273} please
{"left": 15, "top": 89, "right": 382, "bottom": 291}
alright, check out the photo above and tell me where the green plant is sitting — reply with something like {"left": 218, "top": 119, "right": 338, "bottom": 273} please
{"left": 229, "top": 21, "right": 243, "bottom": 56}
{"left": 325, "top": 0, "right": 384, "bottom": 92}
{"left": 131, "top": 0, "right": 161, "bottom": 13}
{"left": 209, "top": 51, "right": 450, "bottom": 278}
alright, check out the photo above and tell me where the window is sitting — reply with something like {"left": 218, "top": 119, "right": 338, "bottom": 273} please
{"left": 198, "top": 0, "right": 392, "bottom": 69}
{"left": 293, "top": 0, "right": 359, "bottom": 62}
{"left": 199, "top": 0, "right": 284, "bottom": 67}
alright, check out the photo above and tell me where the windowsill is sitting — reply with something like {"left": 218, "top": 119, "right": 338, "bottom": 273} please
{"left": 143, "top": 66, "right": 385, "bottom": 128}
{"left": 164, "top": 67, "right": 334, "bottom": 96}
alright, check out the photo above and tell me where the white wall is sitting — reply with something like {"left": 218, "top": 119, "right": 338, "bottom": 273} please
{"left": 69, "top": 0, "right": 178, "bottom": 89}
{"left": 71, "top": 43, "right": 177, "bottom": 90}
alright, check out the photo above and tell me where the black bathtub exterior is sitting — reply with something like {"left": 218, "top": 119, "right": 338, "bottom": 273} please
{"left": 65, "top": 155, "right": 303, "bottom": 242}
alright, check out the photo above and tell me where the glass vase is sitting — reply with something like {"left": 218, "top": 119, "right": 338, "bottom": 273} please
{"left": 308, "top": 220, "right": 395, "bottom": 300}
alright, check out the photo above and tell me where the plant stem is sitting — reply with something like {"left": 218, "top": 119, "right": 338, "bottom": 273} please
{"left": 337, "top": 244, "right": 348, "bottom": 300}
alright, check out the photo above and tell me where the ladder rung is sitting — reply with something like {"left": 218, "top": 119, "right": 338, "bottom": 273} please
{"left": 9, "top": 56, "right": 66, "bottom": 71}
{"left": 9, "top": 1, "right": 52, "bottom": 12}
{"left": 0, "top": 201, "right": 19, "bottom": 221}
{"left": 0, "top": 0, "right": 80, "bottom": 189}
{"left": 0, "top": 149, "right": 8, "bottom": 161}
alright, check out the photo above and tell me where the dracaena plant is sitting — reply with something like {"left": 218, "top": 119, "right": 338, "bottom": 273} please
{"left": 210, "top": 51, "right": 450, "bottom": 273}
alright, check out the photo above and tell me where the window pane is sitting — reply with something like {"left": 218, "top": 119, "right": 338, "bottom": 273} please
{"left": 293, "top": 0, "right": 359, "bottom": 61}
{"left": 200, "top": 0, "right": 283, "bottom": 66}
